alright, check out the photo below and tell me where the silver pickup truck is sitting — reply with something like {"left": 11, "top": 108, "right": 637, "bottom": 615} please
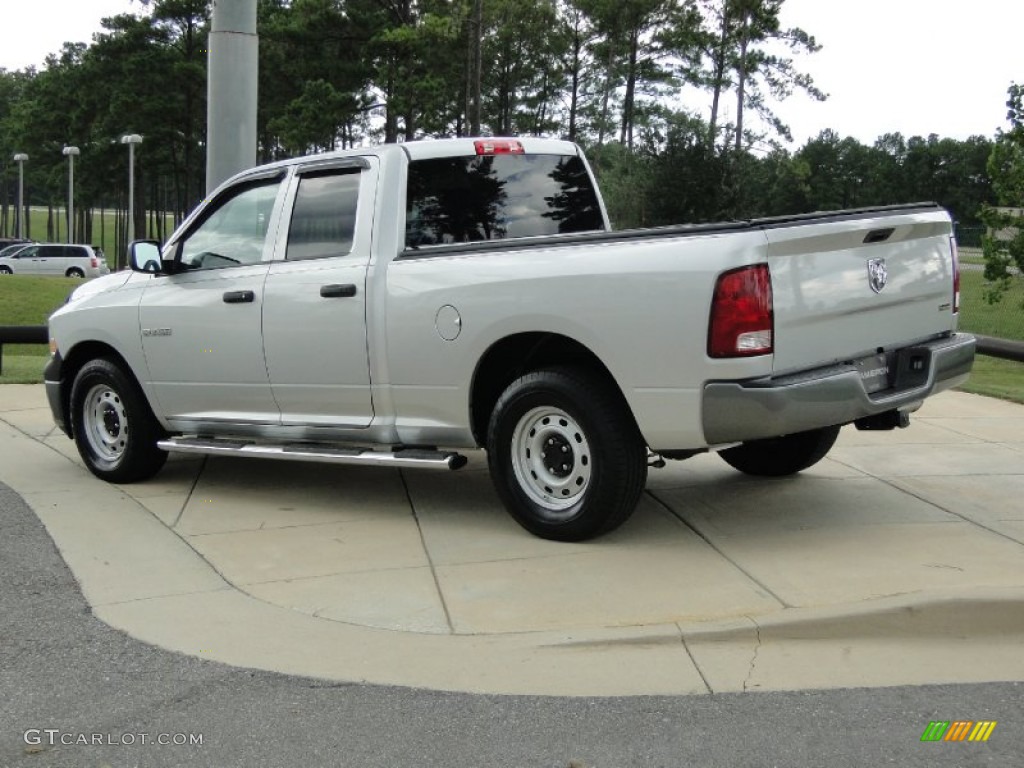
{"left": 45, "top": 137, "right": 975, "bottom": 541}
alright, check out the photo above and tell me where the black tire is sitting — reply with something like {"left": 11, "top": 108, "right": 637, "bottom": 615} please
{"left": 486, "top": 367, "right": 647, "bottom": 542}
{"left": 0, "top": 266, "right": 11, "bottom": 274}
{"left": 70, "top": 358, "right": 167, "bottom": 483}
{"left": 718, "top": 425, "right": 841, "bottom": 477}
{"left": 66, "top": 267, "right": 85, "bottom": 278}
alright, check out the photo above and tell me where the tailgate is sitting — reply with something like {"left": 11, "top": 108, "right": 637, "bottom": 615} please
{"left": 766, "top": 206, "right": 957, "bottom": 375}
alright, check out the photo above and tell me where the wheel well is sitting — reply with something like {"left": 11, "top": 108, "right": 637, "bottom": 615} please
{"left": 58, "top": 342, "right": 138, "bottom": 431}
{"left": 469, "top": 332, "right": 632, "bottom": 446}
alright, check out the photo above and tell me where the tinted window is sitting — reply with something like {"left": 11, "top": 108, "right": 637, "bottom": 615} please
{"left": 286, "top": 170, "right": 360, "bottom": 261}
{"left": 406, "top": 153, "right": 603, "bottom": 248}
{"left": 39, "top": 246, "right": 65, "bottom": 259}
{"left": 180, "top": 178, "right": 282, "bottom": 270}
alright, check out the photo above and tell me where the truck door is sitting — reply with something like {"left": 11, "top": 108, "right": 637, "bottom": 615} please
{"left": 262, "top": 159, "right": 374, "bottom": 427}
{"left": 138, "top": 173, "right": 286, "bottom": 425}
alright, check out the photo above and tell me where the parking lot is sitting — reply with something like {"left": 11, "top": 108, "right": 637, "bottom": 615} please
{"left": 1, "top": 384, "right": 1023, "bottom": 697}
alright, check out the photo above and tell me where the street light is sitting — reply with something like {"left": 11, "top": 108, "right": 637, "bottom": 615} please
{"left": 121, "top": 134, "right": 143, "bottom": 241}
{"left": 13, "top": 153, "right": 28, "bottom": 239}
{"left": 62, "top": 146, "right": 80, "bottom": 243}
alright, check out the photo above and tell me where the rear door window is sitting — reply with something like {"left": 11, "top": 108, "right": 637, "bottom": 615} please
{"left": 406, "top": 153, "right": 603, "bottom": 248}
{"left": 285, "top": 169, "right": 361, "bottom": 261}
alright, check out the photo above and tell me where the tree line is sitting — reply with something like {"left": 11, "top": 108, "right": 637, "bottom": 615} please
{"left": 0, "top": 0, "right": 998, "bottom": 259}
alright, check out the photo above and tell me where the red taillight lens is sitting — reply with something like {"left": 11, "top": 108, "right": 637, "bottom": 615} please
{"left": 950, "top": 236, "right": 960, "bottom": 315}
{"left": 90, "top": 256, "right": 98, "bottom": 267}
{"left": 708, "top": 264, "right": 774, "bottom": 358}
{"left": 474, "top": 139, "right": 525, "bottom": 155}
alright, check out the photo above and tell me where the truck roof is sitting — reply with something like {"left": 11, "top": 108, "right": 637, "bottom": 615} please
{"left": 226, "top": 137, "right": 581, "bottom": 185}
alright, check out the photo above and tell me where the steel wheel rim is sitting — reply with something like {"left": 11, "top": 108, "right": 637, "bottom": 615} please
{"left": 511, "top": 406, "right": 592, "bottom": 514}
{"left": 82, "top": 384, "right": 128, "bottom": 464}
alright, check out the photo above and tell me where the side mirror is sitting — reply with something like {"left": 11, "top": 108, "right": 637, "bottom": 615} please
{"left": 128, "top": 239, "right": 166, "bottom": 274}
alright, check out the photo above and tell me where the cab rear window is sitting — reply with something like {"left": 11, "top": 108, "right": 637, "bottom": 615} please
{"left": 405, "top": 153, "right": 603, "bottom": 248}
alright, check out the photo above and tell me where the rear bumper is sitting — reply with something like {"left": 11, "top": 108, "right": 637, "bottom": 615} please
{"left": 702, "top": 333, "right": 976, "bottom": 444}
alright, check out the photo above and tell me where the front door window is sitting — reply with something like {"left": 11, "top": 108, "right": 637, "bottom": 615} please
{"left": 179, "top": 180, "right": 281, "bottom": 270}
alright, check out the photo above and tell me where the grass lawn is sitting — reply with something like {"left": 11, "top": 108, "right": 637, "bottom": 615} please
{"left": 0, "top": 274, "right": 79, "bottom": 362}
{"left": 957, "top": 270, "right": 1024, "bottom": 341}
{"left": 956, "top": 355, "right": 1024, "bottom": 405}
{"left": 0, "top": 275, "right": 76, "bottom": 382}
{"left": 0, "top": 354, "right": 47, "bottom": 383}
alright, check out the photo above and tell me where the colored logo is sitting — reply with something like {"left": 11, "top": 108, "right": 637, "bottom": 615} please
{"left": 920, "top": 720, "right": 997, "bottom": 742}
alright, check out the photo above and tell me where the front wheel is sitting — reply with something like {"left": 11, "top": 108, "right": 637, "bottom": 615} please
{"left": 0, "top": 265, "right": 12, "bottom": 274}
{"left": 487, "top": 368, "right": 647, "bottom": 542}
{"left": 70, "top": 358, "right": 167, "bottom": 482}
{"left": 718, "top": 425, "right": 841, "bottom": 477}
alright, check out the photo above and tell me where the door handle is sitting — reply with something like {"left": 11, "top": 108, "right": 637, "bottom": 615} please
{"left": 320, "top": 284, "right": 357, "bottom": 298}
{"left": 223, "top": 290, "right": 255, "bottom": 304}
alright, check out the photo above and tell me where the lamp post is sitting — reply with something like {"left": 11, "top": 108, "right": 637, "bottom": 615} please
{"left": 62, "top": 146, "right": 80, "bottom": 243}
{"left": 121, "top": 134, "right": 143, "bottom": 241}
{"left": 13, "top": 153, "right": 28, "bottom": 239}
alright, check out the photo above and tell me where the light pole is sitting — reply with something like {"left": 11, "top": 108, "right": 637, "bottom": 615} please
{"left": 121, "top": 134, "right": 143, "bottom": 241}
{"left": 207, "top": 0, "right": 257, "bottom": 193}
{"left": 13, "top": 153, "right": 28, "bottom": 239}
{"left": 62, "top": 146, "right": 80, "bottom": 243}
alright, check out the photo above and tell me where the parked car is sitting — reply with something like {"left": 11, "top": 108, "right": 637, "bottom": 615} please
{"left": 0, "top": 242, "right": 33, "bottom": 260}
{"left": 45, "top": 137, "right": 974, "bottom": 541}
{"left": 0, "top": 237, "right": 30, "bottom": 250}
{"left": 0, "top": 243, "right": 108, "bottom": 277}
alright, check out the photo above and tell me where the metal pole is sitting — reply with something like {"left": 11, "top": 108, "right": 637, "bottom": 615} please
{"left": 68, "top": 155, "right": 74, "bottom": 243}
{"left": 128, "top": 142, "right": 134, "bottom": 239}
{"left": 122, "top": 134, "right": 143, "bottom": 240}
{"left": 17, "top": 162, "right": 24, "bottom": 239}
{"left": 13, "top": 153, "right": 28, "bottom": 240}
{"left": 206, "top": 0, "right": 258, "bottom": 194}
{"left": 63, "top": 146, "right": 80, "bottom": 243}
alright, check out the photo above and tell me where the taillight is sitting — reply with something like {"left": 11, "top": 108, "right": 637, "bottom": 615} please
{"left": 475, "top": 139, "right": 525, "bottom": 156}
{"left": 90, "top": 256, "right": 98, "bottom": 268}
{"left": 950, "top": 235, "right": 960, "bottom": 314}
{"left": 708, "top": 264, "right": 773, "bottom": 358}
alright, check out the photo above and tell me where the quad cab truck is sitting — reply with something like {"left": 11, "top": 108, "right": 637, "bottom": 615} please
{"left": 45, "top": 138, "right": 975, "bottom": 541}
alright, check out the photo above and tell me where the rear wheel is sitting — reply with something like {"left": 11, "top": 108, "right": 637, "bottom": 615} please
{"left": 487, "top": 368, "right": 647, "bottom": 541}
{"left": 70, "top": 358, "right": 167, "bottom": 482}
{"left": 66, "top": 267, "right": 85, "bottom": 278}
{"left": 718, "top": 425, "right": 841, "bottom": 477}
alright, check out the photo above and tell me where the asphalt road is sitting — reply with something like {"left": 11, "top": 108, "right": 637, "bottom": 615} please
{"left": 1, "top": 482, "right": 1020, "bottom": 768}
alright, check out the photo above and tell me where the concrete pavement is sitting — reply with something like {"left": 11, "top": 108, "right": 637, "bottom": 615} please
{"left": 1, "top": 384, "right": 1023, "bottom": 696}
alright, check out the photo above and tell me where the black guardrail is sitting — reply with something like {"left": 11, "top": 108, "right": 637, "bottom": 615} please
{"left": 0, "top": 325, "right": 48, "bottom": 375}
{"left": 0, "top": 326, "right": 1022, "bottom": 377}
{"left": 975, "top": 334, "right": 1024, "bottom": 363}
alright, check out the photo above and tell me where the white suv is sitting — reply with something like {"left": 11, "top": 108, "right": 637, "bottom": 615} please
{"left": 0, "top": 243, "right": 109, "bottom": 277}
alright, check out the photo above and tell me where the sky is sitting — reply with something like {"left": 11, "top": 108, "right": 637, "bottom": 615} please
{"left": 0, "top": 0, "right": 1021, "bottom": 148}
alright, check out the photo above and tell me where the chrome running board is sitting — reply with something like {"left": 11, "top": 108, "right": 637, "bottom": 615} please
{"left": 157, "top": 437, "right": 468, "bottom": 470}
